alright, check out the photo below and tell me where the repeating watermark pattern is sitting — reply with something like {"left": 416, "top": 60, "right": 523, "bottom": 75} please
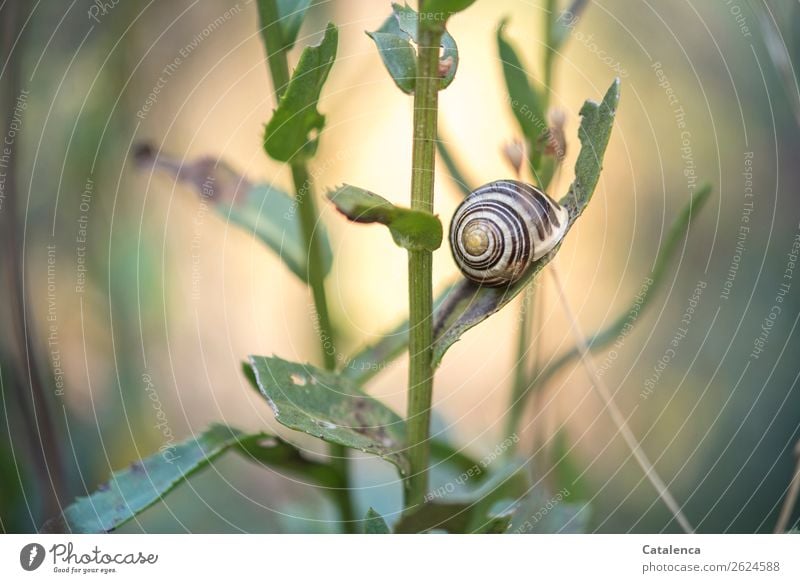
{"left": 723, "top": 0, "right": 752, "bottom": 38}
{"left": 137, "top": 4, "right": 244, "bottom": 120}
{"left": 596, "top": 277, "right": 653, "bottom": 378}
{"left": 652, "top": 61, "right": 699, "bottom": 196}
{"left": 641, "top": 281, "right": 706, "bottom": 400}
{"left": 749, "top": 223, "right": 800, "bottom": 360}
{"left": 284, "top": 146, "right": 352, "bottom": 220}
{"left": 142, "top": 373, "right": 181, "bottom": 463}
{"left": 75, "top": 177, "right": 94, "bottom": 294}
{"left": 190, "top": 176, "right": 213, "bottom": 301}
{"left": 88, "top": 0, "right": 121, "bottom": 23}
{"left": 424, "top": 434, "right": 519, "bottom": 502}
{"left": 46, "top": 244, "right": 65, "bottom": 397}
{"left": 307, "top": 300, "right": 399, "bottom": 374}
{"left": 0, "top": 89, "right": 29, "bottom": 213}
{"left": 720, "top": 152, "right": 754, "bottom": 301}
{"left": 557, "top": 11, "right": 629, "bottom": 78}
{"left": 511, "top": 487, "right": 572, "bottom": 534}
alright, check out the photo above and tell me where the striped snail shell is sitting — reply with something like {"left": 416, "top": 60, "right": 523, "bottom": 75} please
{"left": 449, "top": 180, "right": 569, "bottom": 286}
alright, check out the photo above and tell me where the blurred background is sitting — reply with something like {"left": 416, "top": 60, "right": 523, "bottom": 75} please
{"left": 1, "top": 0, "right": 799, "bottom": 533}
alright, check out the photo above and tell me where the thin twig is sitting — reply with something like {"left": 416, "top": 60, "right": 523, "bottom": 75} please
{"left": 550, "top": 264, "right": 695, "bottom": 533}
{"left": 774, "top": 440, "right": 800, "bottom": 533}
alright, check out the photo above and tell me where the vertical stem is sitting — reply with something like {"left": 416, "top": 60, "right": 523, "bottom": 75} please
{"left": 290, "top": 163, "right": 336, "bottom": 373}
{"left": 405, "top": 7, "right": 443, "bottom": 509}
{"left": 259, "top": 2, "right": 354, "bottom": 531}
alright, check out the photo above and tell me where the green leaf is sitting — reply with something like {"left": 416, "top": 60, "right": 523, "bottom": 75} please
{"left": 367, "top": 3, "right": 460, "bottom": 94}
{"left": 521, "top": 184, "right": 713, "bottom": 406}
{"left": 436, "top": 131, "right": 474, "bottom": 197}
{"left": 264, "top": 23, "right": 338, "bottom": 162}
{"left": 431, "top": 79, "right": 621, "bottom": 367}
{"left": 394, "top": 462, "right": 528, "bottom": 533}
{"left": 223, "top": 183, "right": 333, "bottom": 282}
{"left": 498, "top": 20, "right": 546, "bottom": 151}
{"left": 257, "top": 0, "right": 312, "bottom": 51}
{"left": 366, "top": 28, "right": 417, "bottom": 94}
{"left": 327, "top": 184, "right": 443, "bottom": 251}
{"left": 364, "top": 507, "right": 391, "bottom": 533}
{"left": 248, "top": 355, "right": 409, "bottom": 475}
{"left": 424, "top": 0, "right": 477, "bottom": 16}
{"left": 507, "top": 487, "right": 590, "bottom": 533}
{"left": 46, "top": 424, "right": 338, "bottom": 533}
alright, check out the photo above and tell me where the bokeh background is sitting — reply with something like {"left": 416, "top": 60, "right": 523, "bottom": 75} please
{"left": 1, "top": 0, "right": 799, "bottom": 533}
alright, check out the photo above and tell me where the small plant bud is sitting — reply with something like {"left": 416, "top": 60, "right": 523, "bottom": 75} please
{"left": 544, "top": 108, "right": 567, "bottom": 161}
{"left": 438, "top": 56, "right": 454, "bottom": 78}
{"left": 502, "top": 139, "right": 525, "bottom": 175}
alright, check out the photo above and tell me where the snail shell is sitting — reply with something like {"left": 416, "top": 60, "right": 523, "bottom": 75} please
{"left": 449, "top": 180, "right": 569, "bottom": 286}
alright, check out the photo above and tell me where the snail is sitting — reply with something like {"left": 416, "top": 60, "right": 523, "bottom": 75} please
{"left": 449, "top": 180, "right": 569, "bottom": 286}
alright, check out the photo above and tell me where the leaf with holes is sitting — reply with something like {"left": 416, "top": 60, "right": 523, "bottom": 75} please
{"left": 431, "top": 78, "right": 620, "bottom": 367}
{"left": 367, "top": 3, "right": 459, "bottom": 94}
{"left": 264, "top": 23, "right": 338, "bottom": 161}
{"left": 327, "top": 184, "right": 443, "bottom": 251}
{"left": 45, "top": 424, "right": 339, "bottom": 533}
{"left": 248, "top": 355, "right": 409, "bottom": 475}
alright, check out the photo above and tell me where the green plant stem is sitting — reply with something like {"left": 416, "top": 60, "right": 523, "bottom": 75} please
{"left": 260, "top": 6, "right": 354, "bottom": 532}
{"left": 405, "top": 10, "right": 443, "bottom": 510}
{"left": 258, "top": 0, "right": 291, "bottom": 97}
{"left": 289, "top": 164, "right": 336, "bottom": 372}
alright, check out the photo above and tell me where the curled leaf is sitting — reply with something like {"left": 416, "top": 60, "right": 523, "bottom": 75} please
{"left": 368, "top": 3, "right": 460, "bottom": 94}
{"left": 327, "top": 184, "right": 443, "bottom": 251}
{"left": 431, "top": 79, "right": 621, "bottom": 367}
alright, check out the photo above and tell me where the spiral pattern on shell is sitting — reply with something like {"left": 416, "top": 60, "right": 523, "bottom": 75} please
{"left": 449, "top": 180, "right": 569, "bottom": 286}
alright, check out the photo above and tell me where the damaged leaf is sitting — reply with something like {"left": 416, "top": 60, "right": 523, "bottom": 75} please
{"left": 248, "top": 355, "right": 409, "bottom": 475}
{"left": 431, "top": 78, "right": 621, "bottom": 366}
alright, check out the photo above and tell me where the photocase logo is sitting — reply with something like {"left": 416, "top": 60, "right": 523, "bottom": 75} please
{"left": 19, "top": 543, "right": 46, "bottom": 571}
